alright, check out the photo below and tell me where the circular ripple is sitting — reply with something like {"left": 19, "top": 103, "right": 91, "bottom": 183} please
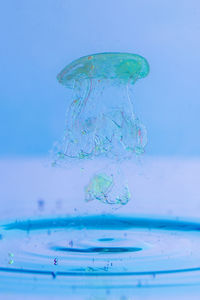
{"left": 1, "top": 215, "right": 200, "bottom": 289}
{"left": 52, "top": 246, "right": 142, "bottom": 253}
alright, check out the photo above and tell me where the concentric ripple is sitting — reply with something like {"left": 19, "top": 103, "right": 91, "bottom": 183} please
{"left": 52, "top": 246, "right": 142, "bottom": 253}
{"left": 1, "top": 215, "right": 200, "bottom": 291}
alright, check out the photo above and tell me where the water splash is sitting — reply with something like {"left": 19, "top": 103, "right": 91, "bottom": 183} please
{"left": 53, "top": 53, "right": 149, "bottom": 205}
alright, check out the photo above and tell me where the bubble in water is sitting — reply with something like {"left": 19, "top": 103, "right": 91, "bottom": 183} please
{"left": 53, "top": 53, "right": 149, "bottom": 205}
{"left": 54, "top": 257, "right": 58, "bottom": 265}
{"left": 8, "top": 252, "right": 14, "bottom": 265}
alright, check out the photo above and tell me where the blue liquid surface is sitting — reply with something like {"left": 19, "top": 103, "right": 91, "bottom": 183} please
{"left": 1, "top": 215, "right": 200, "bottom": 299}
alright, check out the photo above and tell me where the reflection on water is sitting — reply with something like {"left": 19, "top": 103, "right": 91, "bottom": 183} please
{"left": 1, "top": 215, "right": 200, "bottom": 299}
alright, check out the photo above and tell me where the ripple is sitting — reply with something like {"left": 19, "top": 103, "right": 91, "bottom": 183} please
{"left": 1, "top": 215, "right": 200, "bottom": 290}
{"left": 4, "top": 215, "right": 200, "bottom": 231}
{"left": 52, "top": 246, "right": 142, "bottom": 253}
{"left": 98, "top": 238, "right": 114, "bottom": 242}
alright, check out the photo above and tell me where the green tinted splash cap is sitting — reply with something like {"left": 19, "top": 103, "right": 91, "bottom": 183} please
{"left": 57, "top": 52, "right": 149, "bottom": 88}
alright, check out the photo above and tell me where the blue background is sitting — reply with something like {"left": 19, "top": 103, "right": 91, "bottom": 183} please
{"left": 0, "top": 0, "right": 200, "bottom": 157}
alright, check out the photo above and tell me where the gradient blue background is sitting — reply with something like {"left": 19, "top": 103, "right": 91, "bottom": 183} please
{"left": 0, "top": 0, "right": 200, "bottom": 157}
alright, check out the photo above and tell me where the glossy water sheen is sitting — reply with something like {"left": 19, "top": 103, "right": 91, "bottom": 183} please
{"left": 1, "top": 215, "right": 200, "bottom": 298}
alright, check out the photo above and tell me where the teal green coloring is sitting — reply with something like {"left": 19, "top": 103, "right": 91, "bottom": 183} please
{"left": 53, "top": 52, "right": 149, "bottom": 206}
{"left": 57, "top": 52, "right": 149, "bottom": 88}
{"left": 53, "top": 52, "right": 149, "bottom": 163}
{"left": 85, "top": 173, "right": 113, "bottom": 200}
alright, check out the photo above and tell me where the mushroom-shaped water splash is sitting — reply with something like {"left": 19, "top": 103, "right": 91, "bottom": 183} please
{"left": 53, "top": 52, "right": 150, "bottom": 206}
